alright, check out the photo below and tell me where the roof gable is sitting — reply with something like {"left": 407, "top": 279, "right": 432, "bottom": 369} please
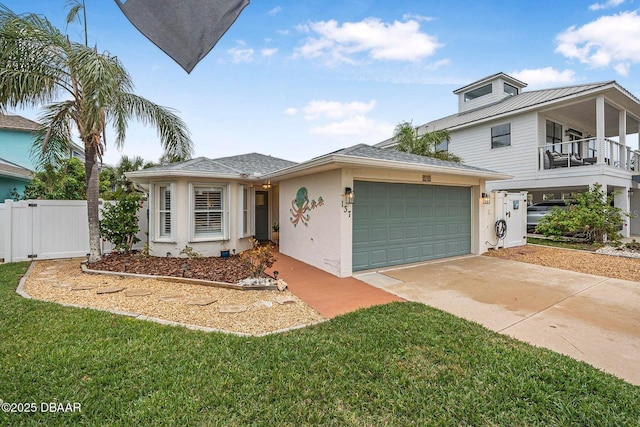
{"left": 0, "top": 114, "right": 39, "bottom": 131}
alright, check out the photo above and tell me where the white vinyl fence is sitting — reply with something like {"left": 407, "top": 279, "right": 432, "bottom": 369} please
{"left": 0, "top": 199, "right": 148, "bottom": 263}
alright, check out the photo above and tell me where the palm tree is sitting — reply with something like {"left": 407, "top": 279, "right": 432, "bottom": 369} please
{"left": 393, "top": 120, "right": 462, "bottom": 163}
{"left": 0, "top": 6, "right": 193, "bottom": 262}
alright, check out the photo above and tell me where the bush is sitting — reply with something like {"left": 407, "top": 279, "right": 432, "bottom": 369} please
{"left": 240, "top": 238, "right": 275, "bottom": 278}
{"left": 535, "top": 183, "right": 625, "bottom": 243}
{"left": 99, "top": 193, "right": 142, "bottom": 252}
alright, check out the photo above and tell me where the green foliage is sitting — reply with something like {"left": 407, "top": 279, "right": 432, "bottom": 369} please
{"left": 179, "top": 245, "right": 201, "bottom": 258}
{"left": 99, "top": 193, "right": 142, "bottom": 252}
{"left": 22, "top": 157, "right": 86, "bottom": 200}
{"left": 240, "top": 238, "right": 275, "bottom": 278}
{"left": 393, "top": 120, "right": 462, "bottom": 163}
{"left": 535, "top": 183, "right": 625, "bottom": 243}
{"left": 100, "top": 155, "right": 155, "bottom": 200}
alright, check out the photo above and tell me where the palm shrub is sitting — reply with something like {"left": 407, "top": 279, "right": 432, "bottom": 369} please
{"left": 535, "top": 183, "right": 625, "bottom": 243}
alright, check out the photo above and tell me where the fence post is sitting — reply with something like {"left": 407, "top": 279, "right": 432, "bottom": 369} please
{"left": 4, "top": 199, "right": 12, "bottom": 263}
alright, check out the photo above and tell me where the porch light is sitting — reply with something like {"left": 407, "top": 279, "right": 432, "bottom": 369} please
{"left": 481, "top": 192, "right": 491, "bottom": 205}
{"left": 344, "top": 187, "right": 355, "bottom": 204}
{"left": 262, "top": 180, "right": 272, "bottom": 189}
{"left": 629, "top": 189, "right": 634, "bottom": 197}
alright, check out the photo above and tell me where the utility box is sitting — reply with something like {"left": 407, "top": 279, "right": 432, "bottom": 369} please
{"left": 492, "top": 191, "right": 527, "bottom": 248}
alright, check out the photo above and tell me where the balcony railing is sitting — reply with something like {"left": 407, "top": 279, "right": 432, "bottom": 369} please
{"left": 539, "top": 138, "right": 640, "bottom": 172}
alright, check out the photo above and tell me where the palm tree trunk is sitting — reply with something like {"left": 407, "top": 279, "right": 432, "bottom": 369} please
{"left": 84, "top": 143, "right": 102, "bottom": 262}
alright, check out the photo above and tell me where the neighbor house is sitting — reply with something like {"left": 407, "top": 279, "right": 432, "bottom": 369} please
{"left": 0, "top": 113, "right": 87, "bottom": 200}
{"left": 376, "top": 73, "right": 640, "bottom": 236}
{"left": 127, "top": 144, "right": 510, "bottom": 277}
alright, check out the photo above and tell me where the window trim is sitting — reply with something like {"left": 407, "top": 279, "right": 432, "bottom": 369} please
{"left": 464, "top": 83, "right": 493, "bottom": 102}
{"left": 240, "top": 185, "right": 254, "bottom": 238}
{"left": 189, "top": 183, "right": 230, "bottom": 242}
{"left": 491, "top": 123, "right": 511, "bottom": 149}
{"left": 504, "top": 82, "right": 518, "bottom": 96}
{"left": 153, "top": 183, "right": 175, "bottom": 242}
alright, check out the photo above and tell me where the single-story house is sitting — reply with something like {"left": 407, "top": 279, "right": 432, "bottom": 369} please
{"left": 126, "top": 144, "right": 510, "bottom": 277}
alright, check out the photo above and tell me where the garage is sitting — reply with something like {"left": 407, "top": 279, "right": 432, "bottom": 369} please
{"left": 352, "top": 181, "right": 471, "bottom": 271}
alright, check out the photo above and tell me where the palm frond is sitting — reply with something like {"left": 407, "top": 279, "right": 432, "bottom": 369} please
{"left": 30, "top": 101, "right": 75, "bottom": 170}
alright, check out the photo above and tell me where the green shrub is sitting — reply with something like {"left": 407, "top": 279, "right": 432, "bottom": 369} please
{"left": 535, "top": 183, "right": 625, "bottom": 243}
{"left": 99, "top": 193, "right": 142, "bottom": 252}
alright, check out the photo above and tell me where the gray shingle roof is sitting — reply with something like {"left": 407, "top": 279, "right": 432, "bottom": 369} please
{"left": 139, "top": 153, "right": 297, "bottom": 177}
{"left": 0, "top": 156, "right": 32, "bottom": 178}
{"left": 0, "top": 114, "right": 39, "bottom": 131}
{"left": 332, "top": 144, "right": 501, "bottom": 174}
{"left": 422, "top": 81, "right": 615, "bottom": 131}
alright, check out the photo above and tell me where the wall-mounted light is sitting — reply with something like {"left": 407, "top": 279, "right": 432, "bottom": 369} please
{"left": 262, "top": 180, "right": 272, "bottom": 189}
{"left": 481, "top": 192, "right": 491, "bottom": 205}
{"left": 344, "top": 187, "right": 355, "bottom": 204}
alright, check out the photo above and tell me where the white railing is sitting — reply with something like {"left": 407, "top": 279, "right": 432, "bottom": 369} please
{"left": 539, "top": 138, "right": 639, "bottom": 171}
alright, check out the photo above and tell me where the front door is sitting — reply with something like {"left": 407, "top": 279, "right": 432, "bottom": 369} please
{"left": 255, "top": 191, "right": 269, "bottom": 241}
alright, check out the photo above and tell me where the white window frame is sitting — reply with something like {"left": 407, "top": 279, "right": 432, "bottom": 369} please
{"left": 189, "top": 183, "right": 230, "bottom": 242}
{"left": 152, "top": 183, "right": 175, "bottom": 242}
{"left": 239, "top": 185, "right": 254, "bottom": 238}
{"left": 491, "top": 123, "right": 511, "bottom": 149}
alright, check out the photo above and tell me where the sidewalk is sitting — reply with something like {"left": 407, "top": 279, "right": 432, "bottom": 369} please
{"left": 267, "top": 252, "right": 404, "bottom": 318}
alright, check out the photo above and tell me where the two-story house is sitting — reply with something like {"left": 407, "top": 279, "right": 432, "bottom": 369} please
{"left": 377, "top": 73, "right": 640, "bottom": 237}
{"left": 0, "top": 113, "right": 87, "bottom": 200}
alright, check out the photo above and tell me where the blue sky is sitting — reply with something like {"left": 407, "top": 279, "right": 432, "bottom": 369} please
{"left": 4, "top": 0, "right": 640, "bottom": 165}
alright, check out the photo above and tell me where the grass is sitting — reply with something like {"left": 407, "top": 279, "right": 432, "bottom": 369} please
{"left": 1, "top": 262, "right": 639, "bottom": 426}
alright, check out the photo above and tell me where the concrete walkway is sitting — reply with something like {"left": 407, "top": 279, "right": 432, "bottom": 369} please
{"left": 268, "top": 252, "right": 404, "bottom": 319}
{"left": 356, "top": 256, "right": 640, "bottom": 386}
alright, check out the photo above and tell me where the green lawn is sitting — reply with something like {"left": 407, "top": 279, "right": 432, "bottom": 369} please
{"left": 1, "top": 262, "right": 639, "bottom": 426}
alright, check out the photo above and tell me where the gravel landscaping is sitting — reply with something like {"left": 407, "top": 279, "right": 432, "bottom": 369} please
{"left": 484, "top": 244, "right": 640, "bottom": 282}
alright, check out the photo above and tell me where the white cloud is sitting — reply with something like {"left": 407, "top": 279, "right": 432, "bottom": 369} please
{"left": 510, "top": 67, "right": 577, "bottom": 89}
{"left": 310, "top": 115, "right": 394, "bottom": 141}
{"left": 402, "top": 13, "right": 434, "bottom": 22}
{"left": 294, "top": 18, "right": 442, "bottom": 65}
{"left": 268, "top": 6, "right": 282, "bottom": 16}
{"left": 261, "top": 48, "right": 278, "bottom": 57}
{"left": 556, "top": 11, "right": 640, "bottom": 75}
{"left": 303, "top": 100, "right": 377, "bottom": 120}
{"left": 228, "top": 46, "right": 254, "bottom": 63}
{"left": 589, "top": 0, "right": 625, "bottom": 11}
{"left": 283, "top": 107, "right": 298, "bottom": 116}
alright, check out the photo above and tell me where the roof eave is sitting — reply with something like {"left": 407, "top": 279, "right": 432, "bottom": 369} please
{"left": 125, "top": 169, "right": 259, "bottom": 183}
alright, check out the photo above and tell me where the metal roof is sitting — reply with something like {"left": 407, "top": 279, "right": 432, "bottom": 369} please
{"left": 422, "top": 81, "right": 617, "bottom": 131}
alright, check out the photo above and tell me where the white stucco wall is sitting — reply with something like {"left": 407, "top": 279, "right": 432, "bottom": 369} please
{"left": 279, "top": 169, "right": 347, "bottom": 277}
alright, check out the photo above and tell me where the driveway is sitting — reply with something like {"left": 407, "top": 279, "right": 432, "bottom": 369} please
{"left": 356, "top": 256, "right": 640, "bottom": 386}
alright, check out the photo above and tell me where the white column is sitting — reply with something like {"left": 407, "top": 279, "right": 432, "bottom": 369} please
{"left": 619, "top": 110, "right": 627, "bottom": 168}
{"left": 596, "top": 96, "right": 605, "bottom": 164}
{"left": 614, "top": 187, "right": 631, "bottom": 238}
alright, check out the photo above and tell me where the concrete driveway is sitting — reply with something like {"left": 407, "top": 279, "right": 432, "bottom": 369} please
{"left": 356, "top": 256, "right": 640, "bottom": 386}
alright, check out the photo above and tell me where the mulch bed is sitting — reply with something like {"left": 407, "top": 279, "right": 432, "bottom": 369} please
{"left": 87, "top": 252, "right": 263, "bottom": 283}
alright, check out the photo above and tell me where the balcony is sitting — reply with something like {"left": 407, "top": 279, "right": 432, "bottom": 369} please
{"left": 539, "top": 138, "right": 639, "bottom": 172}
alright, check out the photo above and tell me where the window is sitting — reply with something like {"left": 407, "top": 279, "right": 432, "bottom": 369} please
{"left": 464, "top": 83, "right": 492, "bottom": 102}
{"left": 546, "top": 120, "right": 563, "bottom": 152}
{"left": 504, "top": 83, "right": 518, "bottom": 96}
{"left": 193, "top": 186, "right": 224, "bottom": 239}
{"left": 491, "top": 123, "right": 511, "bottom": 148}
{"left": 157, "top": 184, "right": 172, "bottom": 239}
{"left": 242, "top": 186, "right": 253, "bottom": 237}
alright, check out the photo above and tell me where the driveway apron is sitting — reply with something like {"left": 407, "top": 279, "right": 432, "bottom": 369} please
{"left": 356, "top": 256, "right": 640, "bottom": 386}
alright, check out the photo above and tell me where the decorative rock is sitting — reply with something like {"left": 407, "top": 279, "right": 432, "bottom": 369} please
{"left": 237, "top": 277, "right": 277, "bottom": 287}
{"left": 184, "top": 297, "right": 217, "bottom": 306}
{"left": 158, "top": 294, "right": 185, "bottom": 303}
{"left": 71, "top": 284, "right": 97, "bottom": 291}
{"left": 96, "top": 286, "right": 125, "bottom": 294}
{"left": 218, "top": 304, "right": 248, "bottom": 313}
{"left": 275, "top": 296, "right": 296, "bottom": 305}
{"left": 54, "top": 283, "right": 73, "bottom": 289}
{"left": 254, "top": 300, "right": 274, "bottom": 309}
{"left": 276, "top": 279, "right": 288, "bottom": 291}
{"left": 125, "top": 289, "right": 153, "bottom": 297}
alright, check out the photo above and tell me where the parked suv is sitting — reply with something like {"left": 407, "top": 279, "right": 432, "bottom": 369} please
{"left": 526, "top": 200, "right": 574, "bottom": 233}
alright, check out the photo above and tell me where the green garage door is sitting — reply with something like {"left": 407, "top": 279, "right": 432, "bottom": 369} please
{"left": 353, "top": 181, "right": 471, "bottom": 271}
